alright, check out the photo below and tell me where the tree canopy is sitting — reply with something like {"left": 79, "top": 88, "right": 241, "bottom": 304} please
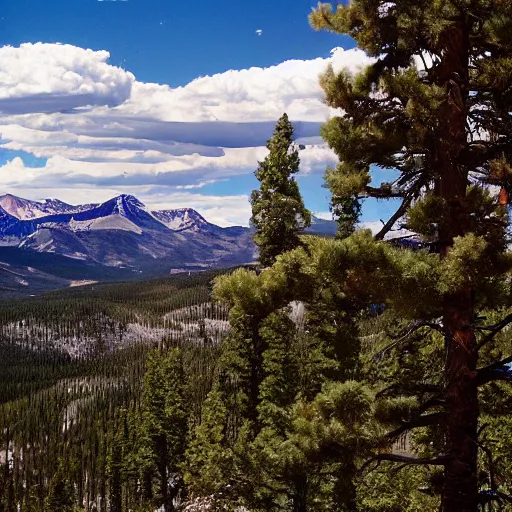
{"left": 310, "top": 1, "right": 512, "bottom": 510}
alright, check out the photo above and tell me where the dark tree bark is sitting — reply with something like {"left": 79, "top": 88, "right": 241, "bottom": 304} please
{"left": 156, "top": 435, "right": 173, "bottom": 512}
{"left": 435, "top": 22, "right": 479, "bottom": 512}
{"left": 292, "top": 474, "right": 308, "bottom": 512}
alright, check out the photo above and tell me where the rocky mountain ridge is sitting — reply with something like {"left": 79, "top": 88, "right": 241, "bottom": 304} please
{"left": 0, "top": 193, "right": 338, "bottom": 297}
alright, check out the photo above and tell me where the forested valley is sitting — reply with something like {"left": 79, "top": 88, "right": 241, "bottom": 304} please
{"left": 2, "top": 1, "right": 512, "bottom": 511}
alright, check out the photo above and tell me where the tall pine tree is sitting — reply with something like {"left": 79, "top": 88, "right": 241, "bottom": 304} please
{"left": 310, "top": 1, "right": 512, "bottom": 510}
{"left": 138, "top": 349, "right": 187, "bottom": 512}
{"left": 251, "top": 113, "right": 311, "bottom": 267}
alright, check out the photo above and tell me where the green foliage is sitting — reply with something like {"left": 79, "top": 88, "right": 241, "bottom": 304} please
{"left": 184, "top": 387, "right": 234, "bottom": 498}
{"left": 251, "top": 113, "right": 311, "bottom": 267}
{"left": 135, "top": 348, "right": 187, "bottom": 510}
{"left": 290, "top": 380, "right": 377, "bottom": 454}
{"left": 357, "top": 465, "right": 440, "bottom": 512}
{"left": 258, "top": 312, "right": 300, "bottom": 430}
{"left": 284, "top": 381, "right": 379, "bottom": 511}
{"left": 309, "top": 2, "right": 512, "bottom": 509}
{"left": 406, "top": 195, "right": 449, "bottom": 239}
{"left": 0, "top": 271, "right": 228, "bottom": 512}
{"left": 4, "top": 3, "right": 512, "bottom": 511}
{"left": 329, "top": 192, "right": 362, "bottom": 240}
{"left": 210, "top": 236, "right": 390, "bottom": 510}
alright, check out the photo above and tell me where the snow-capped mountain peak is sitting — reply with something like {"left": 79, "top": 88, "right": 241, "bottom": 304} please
{"left": 152, "top": 207, "right": 209, "bottom": 232}
{"left": 0, "top": 193, "right": 218, "bottom": 237}
{"left": 0, "top": 193, "right": 339, "bottom": 288}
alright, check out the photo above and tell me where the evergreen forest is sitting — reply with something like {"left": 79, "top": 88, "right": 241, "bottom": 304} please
{"left": 2, "top": 1, "right": 512, "bottom": 511}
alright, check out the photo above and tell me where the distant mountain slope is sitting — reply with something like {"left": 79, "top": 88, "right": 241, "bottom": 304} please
{"left": 307, "top": 215, "right": 338, "bottom": 236}
{"left": 0, "top": 193, "right": 338, "bottom": 297}
{"left": 0, "top": 247, "right": 136, "bottom": 299}
{"left": 0, "top": 193, "right": 95, "bottom": 220}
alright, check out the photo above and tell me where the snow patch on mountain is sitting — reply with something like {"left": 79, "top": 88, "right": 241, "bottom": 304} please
{"left": 66, "top": 252, "right": 89, "bottom": 261}
{"left": 0, "top": 236, "right": 23, "bottom": 247}
{"left": 68, "top": 215, "right": 143, "bottom": 234}
{"left": 0, "top": 193, "right": 331, "bottom": 276}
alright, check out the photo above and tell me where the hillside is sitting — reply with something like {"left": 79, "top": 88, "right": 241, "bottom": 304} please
{"left": 0, "top": 269, "right": 231, "bottom": 358}
{"left": 0, "top": 270, "right": 229, "bottom": 510}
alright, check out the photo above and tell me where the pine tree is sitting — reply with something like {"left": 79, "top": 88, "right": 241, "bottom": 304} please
{"left": 183, "top": 387, "right": 234, "bottom": 500}
{"left": 212, "top": 240, "right": 380, "bottom": 510}
{"left": 138, "top": 349, "right": 187, "bottom": 512}
{"left": 251, "top": 113, "right": 311, "bottom": 267}
{"left": 107, "top": 424, "right": 124, "bottom": 512}
{"left": 310, "top": 2, "right": 512, "bottom": 510}
{"left": 330, "top": 194, "right": 361, "bottom": 240}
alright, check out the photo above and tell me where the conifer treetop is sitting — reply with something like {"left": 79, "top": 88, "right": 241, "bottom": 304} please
{"left": 251, "top": 113, "right": 311, "bottom": 267}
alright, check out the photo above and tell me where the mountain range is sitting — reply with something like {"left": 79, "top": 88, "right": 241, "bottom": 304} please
{"left": 0, "top": 193, "right": 337, "bottom": 298}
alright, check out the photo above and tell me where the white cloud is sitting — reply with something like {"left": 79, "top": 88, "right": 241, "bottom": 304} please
{"left": 0, "top": 43, "right": 370, "bottom": 126}
{"left": 147, "top": 192, "right": 252, "bottom": 227}
{"left": 358, "top": 221, "right": 385, "bottom": 234}
{"left": 0, "top": 142, "right": 336, "bottom": 189}
{"left": 313, "top": 211, "right": 333, "bottom": 220}
{"left": 117, "top": 46, "right": 371, "bottom": 123}
{"left": 0, "top": 43, "right": 134, "bottom": 114}
{"left": 0, "top": 42, "right": 373, "bottom": 224}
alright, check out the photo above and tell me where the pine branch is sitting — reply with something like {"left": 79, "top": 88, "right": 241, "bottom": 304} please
{"left": 373, "top": 173, "right": 429, "bottom": 241}
{"left": 360, "top": 185, "right": 406, "bottom": 199}
{"left": 374, "top": 194, "right": 413, "bottom": 241}
{"left": 417, "top": 397, "right": 445, "bottom": 414}
{"left": 477, "top": 313, "right": 512, "bottom": 348}
{"left": 374, "top": 321, "right": 446, "bottom": 360}
{"left": 479, "top": 490, "right": 512, "bottom": 506}
{"left": 476, "top": 355, "right": 512, "bottom": 386}
{"left": 319, "top": 5, "right": 336, "bottom": 31}
{"left": 386, "top": 412, "right": 446, "bottom": 440}
{"left": 477, "top": 441, "right": 497, "bottom": 494}
{"left": 360, "top": 453, "right": 448, "bottom": 474}
{"left": 459, "top": 139, "right": 512, "bottom": 168}
{"left": 496, "top": 492, "right": 512, "bottom": 504}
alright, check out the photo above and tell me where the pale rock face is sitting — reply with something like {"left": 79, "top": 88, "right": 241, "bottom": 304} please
{"left": 151, "top": 207, "right": 209, "bottom": 232}
{"left": 0, "top": 193, "right": 93, "bottom": 219}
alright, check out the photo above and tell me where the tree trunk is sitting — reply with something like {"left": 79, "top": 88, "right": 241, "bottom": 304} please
{"left": 442, "top": 289, "right": 479, "bottom": 511}
{"left": 156, "top": 436, "right": 173, "bottom": 512}
{"left": 292, "top": 474, "right": 308, "bottom": 512}
{"left": 435, "top": 22, "right": 479, "bottom": 512}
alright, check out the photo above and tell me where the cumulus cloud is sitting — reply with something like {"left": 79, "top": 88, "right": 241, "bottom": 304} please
{"left": 0, "top": 43, "right": 134, "bottom": 114}
{"left": 313, "top": 211, "right": 334, "bottom": 220}
{"left": 0, "top": 42, "right": 373, "bottom": 224}
{"left": 117, "top": 47, "right": 372, "bottom": 123}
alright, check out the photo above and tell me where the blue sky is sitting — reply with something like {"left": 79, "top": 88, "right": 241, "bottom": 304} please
{"left": 0, "top": 0, "right": 396, "bottom": 226}
{"left": 1, "top": 0, "right": 352, "bottom": 86}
